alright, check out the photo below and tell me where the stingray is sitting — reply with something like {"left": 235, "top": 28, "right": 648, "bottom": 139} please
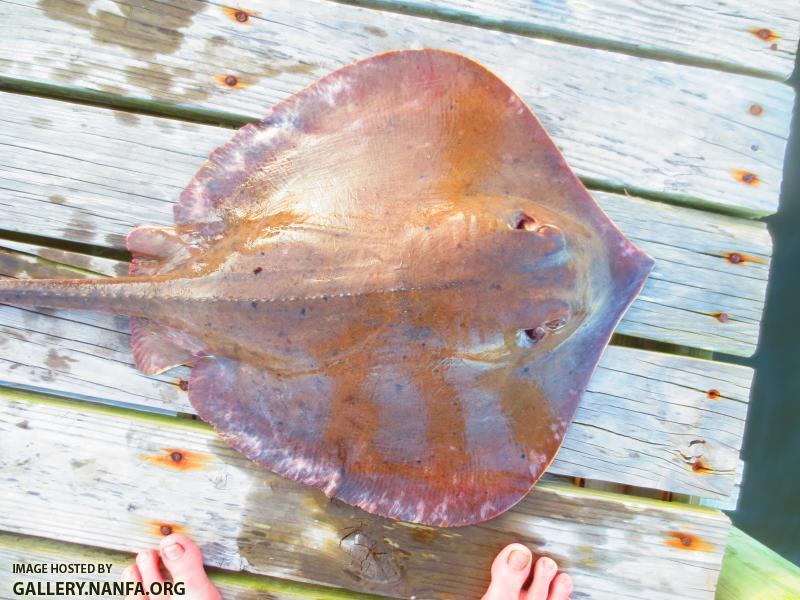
{"left": 0, "top": 50, "right": 652, "bottom": 527}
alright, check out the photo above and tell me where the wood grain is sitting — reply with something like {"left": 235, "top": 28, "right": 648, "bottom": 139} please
{"left": 360, "top": 0, "right": 800, "bottom": 80}
{"left": 0, "top": 92, "right": 773, "bottom": 356}
{"left": 0, "top": 390, "right": 731, "bottom": 599}
{"left": 0, "top": 244, "right": 751, "bottom": 503}
{"left": 0, "top": 0, "right": 793, "bottom": 215}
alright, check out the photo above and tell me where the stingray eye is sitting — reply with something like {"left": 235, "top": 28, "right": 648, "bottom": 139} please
{"left": 522, "top": 326, "right": 547, "bottom": 345}
{"left": 545, "top": 316, "right": 568, "bottom": 332}
{"left": 511, "top": 212, "right": 537, "bottom": 231}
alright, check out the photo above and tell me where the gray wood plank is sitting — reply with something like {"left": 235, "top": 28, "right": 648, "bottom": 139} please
{"left": 0, "top": 0, "right": 793, "bottom": 215}
{"left": 0, "top": 92, "right": 773, "bottom": 356}
{"left": 0, "top": 240, "right": 129, "bottom": 278}
{"left": 0, "top": 245, "right": 752, "bottom": 503}
{"left": 361, "top": 0, "right": 799, "bottom": 80}
{"left": 0, "top": 390, "right": 731, "bottom": 599}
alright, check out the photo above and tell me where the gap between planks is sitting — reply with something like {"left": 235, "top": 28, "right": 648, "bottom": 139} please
{"left": 0, "top": 74, "right": 781, "bottom": 223}
{"left": 0, "top": 388, "right": 731, "bottom": 600}
{"left": 334, "top": 0, "right": 800, "bottom": 81}
{"left": 0, "top": 0, "right": 793, "bottom": 216}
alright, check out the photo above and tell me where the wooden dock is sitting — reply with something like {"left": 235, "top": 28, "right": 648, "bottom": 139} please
{"left": 0, "top": 1, "right": 797, "bottom": 598}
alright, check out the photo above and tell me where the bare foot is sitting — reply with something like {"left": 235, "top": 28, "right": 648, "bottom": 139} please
{"left": 122, "top": 533, "right": 221, "bottom": 599}
{"left": 122, "top": 536, "right": 569, "bottom": 600}
{"left": 482, "top": 543, "right": 572, "bottom": 600}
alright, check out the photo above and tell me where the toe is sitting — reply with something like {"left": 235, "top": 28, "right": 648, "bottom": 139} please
{"left": 122, "top": 564, "right": 142, "bottom": 582}
{"left": 136, "top": 550, "right": 165, "bottom": 600}
{"left": 122, "top": 564, "right": 143, "bottom": 599}
{"left": 482, "top": 543, "right": 533, "bottom": 600}
{"left": 525, "top": 556, "right": 558, "bottom": 600}
{"left": 159, "top": 533, "right": 221, "bottom": 600}
{"left": 548, "top": 573, "right": 573, "bottom": 600}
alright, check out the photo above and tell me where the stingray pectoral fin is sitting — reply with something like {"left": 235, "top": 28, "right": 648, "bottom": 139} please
{"left": 187, "top": 357, "right": 339, "bottom": 488}
{"left": 130, "top": 318, "right": 205, "bottom": 375}
{"left": 126, "top": 226, "right": 193, "bottom": 276}
{"left": 185, "top": 353, "right": 550, "bottom": 527}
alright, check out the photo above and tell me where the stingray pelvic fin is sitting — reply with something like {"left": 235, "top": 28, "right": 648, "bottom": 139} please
{"left": 126, "top": 226, "right": 192, "bottom": 276}
{"left": 129, "top": 318, "right": 197, "bottom": 375}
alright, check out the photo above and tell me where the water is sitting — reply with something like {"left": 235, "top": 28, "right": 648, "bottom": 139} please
{"left": 729, "top": 59, "right": 799, "bottom": 566}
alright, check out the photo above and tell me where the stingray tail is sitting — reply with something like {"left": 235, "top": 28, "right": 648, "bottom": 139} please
{"left": 0, "top": 275, "right": 157, "bottom": 317}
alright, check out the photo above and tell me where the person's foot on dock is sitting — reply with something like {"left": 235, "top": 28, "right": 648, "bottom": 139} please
{"left": 482, "top": 543, "right": 573, "bottom": 600}
{"left": 122, "top": 533, "right": 221, "bottom": 599}
{"left": 121, "top": 536, "right": 571, "bottom": 599}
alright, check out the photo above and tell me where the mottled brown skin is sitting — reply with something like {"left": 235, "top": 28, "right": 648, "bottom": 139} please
{"left": 0, "top": 50, "right": 652, "bottom": 526}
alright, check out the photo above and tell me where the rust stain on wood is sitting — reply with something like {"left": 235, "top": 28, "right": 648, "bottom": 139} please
{"left": 146, "top": 521, "right": 185, "bottom": 537}
{"left": 141, "top": 448, "right": 212, "bottom": 471}
{"left": 690, "top": 459, "right": 714, "bottom": 475}
{"left": 724, "top": 251, "right": 765, "bottom": 265}
{"left": 731, "top": 169, "right": 760, "bottom": 186}
{"left": 215, "top": 74, "right": 248, "bottom": 88}
{"left": 665, "top": 532, "right": 713, "bottom": 551}
{"left": 749, "top": 27, "right": 779, "bottom": 43}
{"left": 221, "top": 6, "right": 254, "bottom": 24}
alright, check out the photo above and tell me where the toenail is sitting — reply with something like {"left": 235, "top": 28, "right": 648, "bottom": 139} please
{"left": 122, "top": 566, "right": 133, "bottom": 579}
{"left": 507, "top": 549, "right": 531, "bottom": 570}
{"left": 136, "top": 552, "right": 149, "bottom": 565}
{"left": 162, "top": 543, "right": 185, "bottom": 560}
{"left": 542, "top": 557, "right": 557, "bottom": 573}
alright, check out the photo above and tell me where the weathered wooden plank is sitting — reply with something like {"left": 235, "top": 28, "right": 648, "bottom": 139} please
{"left": 0, "top": 533, "right": 383, "bottom": 600}
{"left": 358, "top": 0, "right": 799, "bottom": 80}
{"left": 596, "top": 193, "right": 770, "bottom": 356}
{"left": 0, "top": 0, "right": 792, "bottom": 215}
{"left": 0, "top": 92, "right": 773, "bottom": 356}
{"left": 715, "top": 526, "right": 800, "bottom": 600}
{"left": 0, "top": 245, "right": 751, "bottom": 503}
{"left": 0, "top": 390, "right": 731, "bottom": 599}
{"left": 699, "top": 460, "right": 742, "bottom": 512}
{"left": 0, "top": 246, "right": 190, "bottom": 412}
{"left": 0, "top": 239, "right": 129, "bottom": 278}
